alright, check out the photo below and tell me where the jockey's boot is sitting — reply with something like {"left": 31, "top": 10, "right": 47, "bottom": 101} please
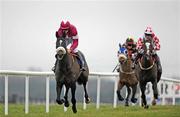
{"left": 153, "top": 54, "right": 162, "bottom": 82}
{"left": 52, "top": 59, "right": 57, "bottom": 73}
{"left": 77, "top": 52, "right": 86, "bottom": 71}
{"left": 116, "top": 66, "right": 120, "bottom": 72}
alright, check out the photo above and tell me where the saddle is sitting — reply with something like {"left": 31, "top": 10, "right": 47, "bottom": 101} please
{"left": 70, "top": 52, "right": 82, "bottom": 66}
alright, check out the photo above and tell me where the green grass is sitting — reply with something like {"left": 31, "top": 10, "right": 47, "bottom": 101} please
{"left": 0, "top": 104, "right": 180, "bottom": 117}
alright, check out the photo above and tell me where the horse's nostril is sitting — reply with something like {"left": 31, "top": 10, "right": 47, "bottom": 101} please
{"left": 57, "top": 53, "right": 64, "bottom": 60}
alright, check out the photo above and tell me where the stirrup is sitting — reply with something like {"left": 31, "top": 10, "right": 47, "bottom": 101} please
{"left": 52, "top": 66, "right": 55, "bottom": 72}
{"left": 80, "top": 67, "right": 86, "bottom": 71}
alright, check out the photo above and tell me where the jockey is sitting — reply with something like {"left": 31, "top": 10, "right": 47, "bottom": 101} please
{"left": 124, "top": 37, "right": 137, "bottom": 68}
{"left": 117, "top": 37, "right": 137, "bottom": 56}
{"left": 52, "top": 21, "right": 85, "bottom": 72}
{"left": 136, "top": 26, "right": 162, "bottom": 75}
{"left": 124, "top": 37, "right": 137, "bottom": 56}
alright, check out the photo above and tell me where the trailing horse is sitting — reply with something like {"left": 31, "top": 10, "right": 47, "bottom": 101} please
{"left": 116, "top": 44, "right": 138, "bottom": 106}
{"left": 135, "top": 40, "right": 159, "bottom": 109}
{"left": 55, "top": 37, "right": 90, "bottom": 113}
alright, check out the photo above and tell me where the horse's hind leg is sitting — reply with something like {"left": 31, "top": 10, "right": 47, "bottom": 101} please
{"left": 125, "top": 86, "right": 131, "bottom": 106}
{"left": 83, "top": 82, "right": 90, "bottom": 104}
{"left": 71, "top": 82, "right": 77, "bottom": 113}
{"left": 116, "top": 82, "right": 124, "bottom": 101}
{"left": 131, "top": 85, "right": 138, "bottom": 103}
{"left": 56, "top": 82, "right": 64, "bottom": 105}
{"left": 64, "top": 86, "right": 70, "bottom": 107}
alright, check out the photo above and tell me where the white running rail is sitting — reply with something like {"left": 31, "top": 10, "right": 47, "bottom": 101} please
{"left": 0, "top": 70, "right": 180, "bottom": 115}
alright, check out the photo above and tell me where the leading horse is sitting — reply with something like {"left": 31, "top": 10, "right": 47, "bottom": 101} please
{"left": 55, "top": 37, "right": 90, "bottom": 113}
{"left": 116, "top": 44, "right": 138, "bottom": 106}
{"left": 136, "top": 39, "right": 159, "bottom": 109}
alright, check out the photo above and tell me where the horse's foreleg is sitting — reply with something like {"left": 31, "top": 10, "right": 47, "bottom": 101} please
{"left": 125, "top": 86, "right": 131, "bottom": 106}
{"left": 116, "top": 81, "right": 124, "bottom": 101}
{"left": 152, "top": 80, "right": 158, "bottom": 106}
{"left": 56, "top": 82, "right": 64, "bottom": 105}
{"left": 140, "top": 83, "right": 149, "bottom": 109}
{"left": 64, "top": 86, "right": 70, "bottom": 107}
{"left": 71, "top": 82, "right": 77, "bottom": 113}
{"left": 152, "top": 80, "right": 158, "bottom": 99}
{"left": 152, "top": 97, "right": 156, "bottom": 106}
{"left": 131, "top": 85, "right": 138, "bottom": 103}
{"left": 83, "top": 82, "right": 90, "bottom": 104}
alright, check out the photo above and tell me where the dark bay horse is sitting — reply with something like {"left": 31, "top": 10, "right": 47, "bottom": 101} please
{"left": 136, "top": 40, "right": 158, "bottom": 109}
{"left": 116, "top": 45, "right": 138, "bottom": 106}
{"left": 55, "top": 37, "right": 90, "bottom": 113}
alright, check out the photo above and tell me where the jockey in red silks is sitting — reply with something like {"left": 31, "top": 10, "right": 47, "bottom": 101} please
{"left": 52, "top": 21, "right": 85, "bottom": 72}
{"left": 136, "top": 26, "right": 162, "bottom": 78}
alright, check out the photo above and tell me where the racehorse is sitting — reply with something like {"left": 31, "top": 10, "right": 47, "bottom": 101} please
{"left": 116, "top": 44, "right": 138, "bottom": 106}
{"left": 135, "top": 39, "right": 158, "bottom": 109}
{"left": 55, "top": 37, "right": 90, "bottom": 113}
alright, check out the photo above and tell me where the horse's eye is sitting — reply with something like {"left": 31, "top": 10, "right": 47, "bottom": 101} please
{"left": 124, "top": 50, "right": 127, "bottom": 54}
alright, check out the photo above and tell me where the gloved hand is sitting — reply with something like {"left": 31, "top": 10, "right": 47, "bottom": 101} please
{"left": 152, "top": 50, "right": 156, "bottom": 55}
{"left": 132, "top": 54, "right": 136, "bottom": 60}
{"left": 139, "top": 49, "right": 144, "bottom": 54}
{"left": 56, "top": 31, "right": 59, "bottom": 38}
{"left": 67, "top": 49, "right": 71, "bottom": 53}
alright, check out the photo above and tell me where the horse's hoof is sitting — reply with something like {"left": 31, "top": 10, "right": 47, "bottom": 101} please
{"left": 118, "top": 96, "right": 124, "bottom": 101}
{"left": 125, "top": 102, "right": 129, "bottom": 106}
{"left": 72, "top": 106, "right": 77, "bottom": 113}
{"left": 85, "top": 98, "right": 91, "bottom": 104}
{"left": 64, "top": 101, "right": 70, "bottom": 107}
{"left": 56, "top": 99, "right": 64, "bottom": 105}
{"left": 131, "top": 98, "right": 137, "bottom": 103}
{"left": 144, "top": 105, "right": 149, "bottom": 109}
{"left": 154, "top": 94, "right": 158, "bottom": 99}
{"left": 152, "top": 100, "right": 156, "bottom": 106}
{"left": 141, "top": 100, "right": 144, "bottom": 107}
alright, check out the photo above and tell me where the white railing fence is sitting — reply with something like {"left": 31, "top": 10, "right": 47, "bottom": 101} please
{"left": 0, "top": 70, "right": 180, "bottom": 115}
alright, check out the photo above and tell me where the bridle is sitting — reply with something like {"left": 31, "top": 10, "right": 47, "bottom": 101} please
{"left": 138, "top": 39, "right": 155, "bottom": 70}
{"left": 119, "top": 51, "right": 135, "bottom": 75}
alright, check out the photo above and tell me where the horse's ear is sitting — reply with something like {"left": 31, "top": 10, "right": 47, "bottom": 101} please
{"left": 119, "top": 43, "right": 122, "bottom": 48}
{"left": 56, "top": 31, "right": 59, "bottom": 38}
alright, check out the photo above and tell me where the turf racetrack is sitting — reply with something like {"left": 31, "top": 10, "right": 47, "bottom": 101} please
{"left": 0, "top": 104, "right": 180, "bottom": 117}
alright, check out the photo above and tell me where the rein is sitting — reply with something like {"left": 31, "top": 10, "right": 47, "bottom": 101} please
{"left": 119, "top": 65, "right": 135, "bottom": 74}
{"left": 138, "top": 61, "right": 155, "bottom": 70}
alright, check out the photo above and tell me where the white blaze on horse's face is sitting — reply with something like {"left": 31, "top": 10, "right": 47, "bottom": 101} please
{"left": 59, "top": 40, "right": 63, "bottom": 46}
{"left": 145, "top": 42, "right": 151, "bottom": 55}
{"left": 56, "top": 47, "right": 66, "bottom": 60}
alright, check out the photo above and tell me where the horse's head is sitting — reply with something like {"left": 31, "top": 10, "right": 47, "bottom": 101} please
{"left": 142, "top": 40, "right": 154, "bottom": 60}
{"left": 118, "top": 53, "right": 127, "bottom": 64}
{"left": 56, "top": 37, "right": 69, "bottom": 60}
{"left": 139, "top": 39, "right": 155, "bottom": 70}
